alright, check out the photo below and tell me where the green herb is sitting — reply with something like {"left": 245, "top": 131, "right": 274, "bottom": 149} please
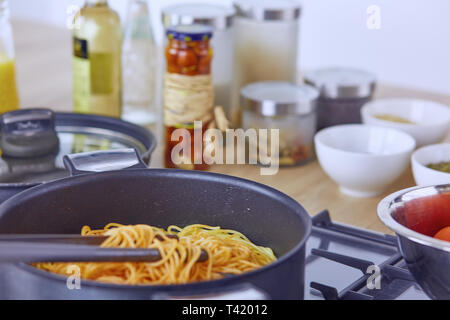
{"left": 427, "top": 162, "right": 450, "bottom": 173}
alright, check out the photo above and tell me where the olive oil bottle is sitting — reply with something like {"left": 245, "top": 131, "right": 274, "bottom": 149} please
{"left": 73, "top": 0, "right": 122, "bottom": 118}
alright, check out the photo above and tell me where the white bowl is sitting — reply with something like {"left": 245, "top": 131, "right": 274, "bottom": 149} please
{"left": 361, "top": 98, "right": 450, "bottom": 147}
{"left": 411, "top": 143, "right": 450, "bottom": 186}
{"left": 315, "top": 124, "right": 416, "bottom": 198}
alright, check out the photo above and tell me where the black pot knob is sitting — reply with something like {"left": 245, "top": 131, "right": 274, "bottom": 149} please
{"left": 0, "top": 108, "right": 60, "bottom": 158}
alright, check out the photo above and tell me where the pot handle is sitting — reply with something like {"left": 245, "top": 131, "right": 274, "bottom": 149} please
{"left": 152, "top": 283, "right": 270, "bottom": 300}
{"left": 0, "top": 108, "right": 59, "bottom": 158}
{"left": 63, "top": 148, "right": 147, "bottom": 176}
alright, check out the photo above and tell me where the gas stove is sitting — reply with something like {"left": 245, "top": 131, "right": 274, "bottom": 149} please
{"left": 306, "top": 210, "right": 429, "bottom": 300}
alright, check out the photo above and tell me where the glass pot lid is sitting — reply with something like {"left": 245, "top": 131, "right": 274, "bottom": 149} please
{"left": 0, "top": 109, "right": 156, "bottom": 185}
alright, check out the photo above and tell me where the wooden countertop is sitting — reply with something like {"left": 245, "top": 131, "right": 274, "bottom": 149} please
{"left": 12, "top": 20, "right": 450, "bottom": 234}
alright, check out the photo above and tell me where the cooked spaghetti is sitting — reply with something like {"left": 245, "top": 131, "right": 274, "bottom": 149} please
{"left": 34, "top": 223, "right": 276, "bottom": 285}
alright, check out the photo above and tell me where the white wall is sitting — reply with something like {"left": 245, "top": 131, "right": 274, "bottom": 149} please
{"left": 8, "top": 0, "right": 450, "bottom": 95}
{"left": 300, "top": 0, "right": 450, "bottom": 95}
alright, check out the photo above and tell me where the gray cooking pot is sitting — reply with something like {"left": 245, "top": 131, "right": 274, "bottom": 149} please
{"left": 0, "top": 109, "right": 157, "bottom": 204}
{"left": 0, "top": 149, "right": 312, "bottom": 300}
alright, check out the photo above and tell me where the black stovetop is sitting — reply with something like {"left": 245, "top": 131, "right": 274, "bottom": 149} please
{"left": 305, "top": 210, "right": 429, "bottom": 300}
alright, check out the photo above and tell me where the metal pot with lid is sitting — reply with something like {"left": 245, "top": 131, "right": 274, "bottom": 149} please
{"left": 0, "top": 108, "right": 157, "bottom": 203}
{"left": 0, "top": 148, "right": 311, "bottom": 300}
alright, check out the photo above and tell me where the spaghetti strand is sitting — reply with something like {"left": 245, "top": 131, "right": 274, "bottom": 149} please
{"left": 35, "top": 224, "right": 276, "bottom": 285}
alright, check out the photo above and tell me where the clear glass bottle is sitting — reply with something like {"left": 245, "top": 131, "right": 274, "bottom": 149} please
{"left": 73, "top": 0, "right": 122, "bottom": 118}
{"left": 122, "top": 0, "right": 158, "bottom": 126}
{"left": 0, "top": 0, "right": 19, "bottom": 113}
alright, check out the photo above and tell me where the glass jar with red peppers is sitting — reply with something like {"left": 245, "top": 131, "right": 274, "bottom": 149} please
{"left": 164, "top": 25, "right": 214, "bottom": 170}
{"left": 165, "top": 25, "right": 213, "bottom": 76}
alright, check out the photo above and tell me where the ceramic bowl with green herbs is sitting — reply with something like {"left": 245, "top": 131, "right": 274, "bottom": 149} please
{"left": 412, "top": 143, "right": 450, "bottom": 186}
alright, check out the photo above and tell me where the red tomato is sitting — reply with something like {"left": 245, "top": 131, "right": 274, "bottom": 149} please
{"left": 403, "top": 193, "right": 450, "bottom": 236}
{"left": 434, "top": 226, "right": 450, "bottom": 242}
{"left": 176, "top": 49, "right": 198, "bottom": 68}
{"left": 165, "top": 47, "right": 178, "bottom": 66}
{"left": 197, "top": 55, "right": 211, "bottom": 74}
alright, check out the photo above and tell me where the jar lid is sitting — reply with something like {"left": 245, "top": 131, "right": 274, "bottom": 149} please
{"left": 162, "top": 3, "right": 235, "bottom": 31}
{"left": 234, "top": 0, "right": 301, "bottom": 21}
{"left": 0, "top": 109, "right": 156, "bottom": 185}
{"left": 166, "top": 24, "right": 213, "bottom": 41}
{"left": 241, "top": 82, "right": 319, "bottom": 116}
{"left": 304, "top": 67, "right": 377, "bottom": 99}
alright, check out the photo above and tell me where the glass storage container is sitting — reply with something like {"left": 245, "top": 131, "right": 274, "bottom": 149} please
{"left": 0, "top": 0, "right": 19, "bottom": 113}
{"left": 164, "top": 25, "right": 214, "bottom": 170}
{"left": 304, "top": 67, "right": 377, "bottom": 130}
{"left": 162, "top": 3, "right": 235, "bottom": 121}
{"left": 232, "top": 0, "right": 301, "bottom": 127}
{"left": 241, "top": 81, "right": 319, "bottom": 166}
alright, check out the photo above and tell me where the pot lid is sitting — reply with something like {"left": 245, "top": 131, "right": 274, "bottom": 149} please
{"left": 304, "top": 67, "right": 377, "bottom": 99}
{"left": 162, "top": 3, "right": 235, "bottom": 31}
{"left": 0, "top": 109, "right": 156, "bottom": 185}
{"left": 241, "top": 81, "right": 319, "bottom": 116}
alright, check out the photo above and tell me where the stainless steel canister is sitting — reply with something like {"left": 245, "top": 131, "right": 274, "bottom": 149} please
{"left": 304, "top": 67, "right": 376, "bottom": 130}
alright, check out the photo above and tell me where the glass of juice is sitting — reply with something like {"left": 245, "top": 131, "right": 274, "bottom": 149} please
{"left": 0, "top": 0, "right": 20, "bottom": 113}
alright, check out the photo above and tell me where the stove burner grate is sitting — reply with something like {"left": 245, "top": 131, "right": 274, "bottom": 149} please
{"left": 306, "top": 210, "right": 428, "bottom": 300}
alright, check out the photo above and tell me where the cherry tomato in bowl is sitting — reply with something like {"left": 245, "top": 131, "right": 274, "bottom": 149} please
{"left": 434, "top": 226, "right": 450, "bottom": 242}
{"left": 403, "top": 192, "right": 450, "bottom": 236}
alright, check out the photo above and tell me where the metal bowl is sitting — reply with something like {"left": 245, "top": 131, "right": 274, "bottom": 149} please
{"left": 378, "top": 184, "right": 450, "bottom": 299}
